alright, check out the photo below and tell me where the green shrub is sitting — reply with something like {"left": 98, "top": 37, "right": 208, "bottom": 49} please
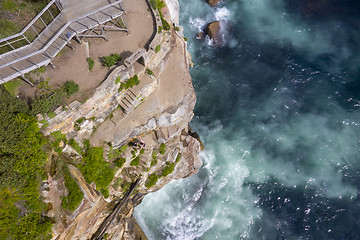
{"left": 79, "top": 147, "right": 115, "bottom": 191}
{"left": 150, "top": 0, "right": 166, "bottom": 10}
{"left": 69, "top": 138, "right": 82, "bottom": 154}
{"left": 107, "top": 146, "right": 126, "bottom": 160}
{"left": 175, "top": 153, "right": 182, "bottom": 163}
{"left": 50, "top": 130, "right": 67, "bottom": 153}
{"left": 102, "top": 53, "right": 121, "bottom": 67}
{"left": 0, "top": 88, "right": 52, "bottom": 240}
{"left": 184, "top": 37, "right": 188, "bottom": 41}
{"left": 61, "top": 165, "right": 84, "bottom": 211}
{"left": 62, "top": 81, "right": 79, "bottom": 96}
{"left": 74, "top": 117, "right": 86, "bottom": 131}
{"left": 161, "top": 17, "right": 170, "bottom": 30}
{"left": 119, "top": 74, "right": 140, "bottom": 91}
{"left": 130, "top": 156, "right": 140, "bottom": 166}
{"left": 159, "top": 143, "right": 166, "bottom": 154}
{"left": 86, "top": 57, "right": 94, "bottom": 71}
{"left": 115, "top": 76, "right": 121, "bottom": 84}
{"left": 40, "top": 119, "right": 49, "bottom": 128}
{"left": 114, "top": 157, "right": 126, "bottom": 168}
{"left": 151, "top": 150, "right": 157, "bottom": 166}
{"left": 100, "top": 188, "right": 109, "bottom": 198}
{"left": 30, "top": 90, "right": 65, "bottom": 115}
{"left": 155, "top": 45, "right": 161, "bottom": 53}
{"left": 174, "top": 26, "right": 180, "bottom": 31}
{"left": 161, "top": 162, "right": 175, "bottom": 177}
{"left": 145, "top": 68, "right": 154, "bottom": 76}
{"left": 48, "top": 111, "right": 56, "bottom": 119}
{"left": 145, "top": 173, "right": 158, "bottom": 188}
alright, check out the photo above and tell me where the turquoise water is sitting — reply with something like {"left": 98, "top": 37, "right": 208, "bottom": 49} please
{"left": 134, "top": 0, "right": 360, "bottom": 239}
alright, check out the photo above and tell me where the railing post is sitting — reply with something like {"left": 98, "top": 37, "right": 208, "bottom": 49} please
{"left": 55, "top": 0, "right": 63, "bottom": 11}
{"left": 22, "top": 34, "right": 31, "bottom": 44}
{"left": 47, "top": 9, "right": 55, "bottom": 20}
{"left": 6, "top": 40, "right": 15, "bottom": 50}
{"left": 31, "top": 25, "right": 39, "bottom": 35}
{"left": 39, "top": 16, "right": 47, "bottom": 27}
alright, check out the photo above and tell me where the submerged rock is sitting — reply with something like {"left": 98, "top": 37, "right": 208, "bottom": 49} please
{"left": 206, "top": 0, "right": 222, "bottom": 7}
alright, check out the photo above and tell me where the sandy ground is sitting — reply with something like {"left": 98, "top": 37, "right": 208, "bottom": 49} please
{"left": 18, "top": 0, "right": 154, "bottom": 102}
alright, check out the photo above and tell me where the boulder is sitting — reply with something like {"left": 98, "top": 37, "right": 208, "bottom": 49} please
{"left": 196, "top": 31, "right": 206, "bottom": 40}
{"left": 206, "top": 0, "right": 221, "bottom": 7}
{"left": 204, "top": 21, "right": 223, "bottom": 44}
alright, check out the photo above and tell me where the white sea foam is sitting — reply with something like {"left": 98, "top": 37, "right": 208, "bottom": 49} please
{"left": 189, "top": 17, "right": 206, "bottom": 32}
{"left": 215, "top": 7, "right": 230, "bottom": 21}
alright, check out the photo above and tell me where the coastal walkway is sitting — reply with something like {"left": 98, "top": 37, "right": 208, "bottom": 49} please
{"left": 0, "top": 0, "right": 127, "bottom": 85}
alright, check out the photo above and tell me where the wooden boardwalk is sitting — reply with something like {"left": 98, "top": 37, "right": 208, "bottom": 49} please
{"left": 0, "top": 0, "right": 127, "bottom": 84}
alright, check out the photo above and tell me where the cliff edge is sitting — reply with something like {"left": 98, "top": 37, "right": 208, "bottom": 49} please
{"left": 38, "top": 0, "right": 202, "bottom": 239}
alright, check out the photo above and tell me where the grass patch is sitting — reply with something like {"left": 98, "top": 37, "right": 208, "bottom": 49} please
{"left": 155, "top": 45, "right": 161, "bottom": 53}
{"left": 86, "top": 57, "right": 94, "bottom": 71}
{"left": 102, "top": 53, "right": 121, "bottom": 67}
{"left": 37, "top": 66, "right": 46, "bottom": 73}
{"left": 3, "top": 78, "right": 22, "bottom": 95}
{"left": 61, "top": 165, "right": 84, "bottom": 212}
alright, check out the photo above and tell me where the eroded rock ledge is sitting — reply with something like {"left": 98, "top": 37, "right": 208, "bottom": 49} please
{"left": 40, "top": 0, "right": 202, "bottom": 239}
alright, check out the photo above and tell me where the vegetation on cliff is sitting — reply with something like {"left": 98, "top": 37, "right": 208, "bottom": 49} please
{"left": 61, "top": 165, "right": 84, "bottom": 212}
{"left": 0, "top": 87, "right": 52, "bottom": 239}
{"left": 79, "top": 147, "right": 114, "bottom": 195}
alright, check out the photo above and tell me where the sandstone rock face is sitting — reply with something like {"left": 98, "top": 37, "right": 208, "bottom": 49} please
{"left": 165, "top": 0, "right": 180, "bottom": 25}
{"left": 43, "top": 2, "right": 202, "bottom": 239}
{"left": 206, "top": 0, "right": 222, "bottom": 7}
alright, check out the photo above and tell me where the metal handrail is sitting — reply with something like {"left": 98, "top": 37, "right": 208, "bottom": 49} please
{"left": 0, "top": 0, "right": 123, "bottom": 71}
{"left": 0, "top": 0, "right": 61, "bottom": 45}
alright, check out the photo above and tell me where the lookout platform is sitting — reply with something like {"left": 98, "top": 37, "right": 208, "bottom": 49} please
{"left": 0, "top": 0, "right": 127, "bottom": 85}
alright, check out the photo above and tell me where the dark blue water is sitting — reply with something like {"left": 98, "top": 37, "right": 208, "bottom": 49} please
{"left": 135, "top": 0, "right": 360, "bottom": 239}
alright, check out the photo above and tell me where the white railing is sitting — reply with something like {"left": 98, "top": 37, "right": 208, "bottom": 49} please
{"left": 0, "top": 0, "right": 124, "bottom": 73}
{"left": 0, "top": 0, "right": 62, "bottom": 52}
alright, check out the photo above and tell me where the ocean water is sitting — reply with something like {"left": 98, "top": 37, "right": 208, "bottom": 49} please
{"left": 134, "top": 0, "right": 360, "bottom": 239}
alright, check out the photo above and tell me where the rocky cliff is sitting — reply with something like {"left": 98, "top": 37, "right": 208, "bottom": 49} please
{"left": 40, "top": 1, "right": 202, "bottom": 239}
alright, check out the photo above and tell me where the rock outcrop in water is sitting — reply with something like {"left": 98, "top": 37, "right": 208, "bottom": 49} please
{"left": 206, "top": 0, "right": 222, "bottom": 7}
{"left": 197, "top": 20, "right": 225, "bottom": 46}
